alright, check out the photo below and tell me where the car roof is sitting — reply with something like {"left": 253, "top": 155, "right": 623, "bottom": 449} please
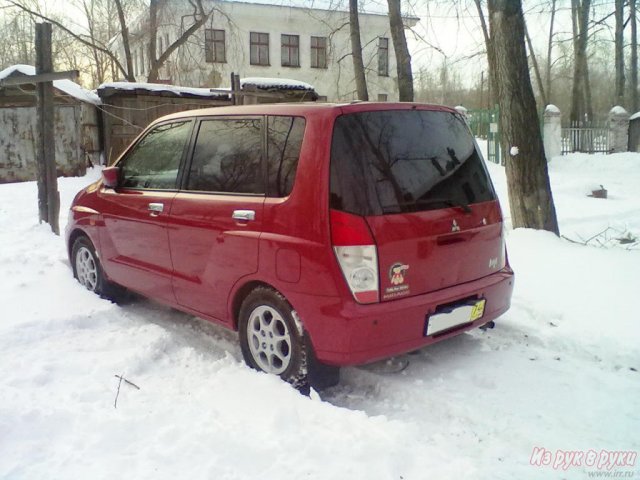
{"left": 155, "top": 102, "right": 458, "bottom": 124}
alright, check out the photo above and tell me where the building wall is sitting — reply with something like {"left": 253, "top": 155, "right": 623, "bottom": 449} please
{"left": 122, "top": 1, "right": 413, "bottom": 102}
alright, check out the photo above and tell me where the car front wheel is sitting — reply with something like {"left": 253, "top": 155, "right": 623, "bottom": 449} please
{"left": 71, "top": 236, "right": 120, "bottom": 300}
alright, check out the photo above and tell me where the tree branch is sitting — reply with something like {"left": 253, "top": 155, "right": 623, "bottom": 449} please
{"left": 6, "top": 0, "right": 129, "bottom": 81}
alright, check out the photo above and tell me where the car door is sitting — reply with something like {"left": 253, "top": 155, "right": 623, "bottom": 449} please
{"left": 98, "top": 120, "right": 194, "bottom": 303}
{"left": 168, "top": 117, "right": 265, "bottom": 323}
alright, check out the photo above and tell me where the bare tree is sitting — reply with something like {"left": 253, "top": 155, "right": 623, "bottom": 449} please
{"left": 114, "top": 0, "right": 135, "bottom": 81}
{"left": 524, "top": 21, "right": 547, "bottom": 107}
{"left": 146, "top": 0, "right": 212, "bottom": 82}
{"left": 387, "top": 0, "right": 413, "bottom": 101}
{"left": 545, "top": 0, "right": 557, "bottom": 103}
{"left": 5, "top": 0, "right": 211, "bottom": 85}
{"left": 6, "top": 0, "right": 133, "bottom": 82}
{"left": 614, "top": 0, "right": 625, "bottom": 105}
{"left": 631, "top": 0, "right": 639, "bottom": 112}
{"left": 473, "top": 0, "right": 497, "bottom": 106}
{"left": 349, "top": 0, "right": 368, "bottom": 100}
{"left": 487, "top": 0, "right": 559, "bottom": 234}
{"left": 570, "top": 0, "right": 593, "bottom": 124}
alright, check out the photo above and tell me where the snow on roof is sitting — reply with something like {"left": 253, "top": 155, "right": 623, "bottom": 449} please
{"left": 545, "top": 104, "right": 561, "bottom": 113}
{"left": 240, "top": 77, "right": 315, "bottom": 91}
{"left": 97, "top": 81, "right": 231, "bottom": 99}
{"left": 0, "top": 64, "right": 101, "bottom": 105}
{"left": 630, "top": 111, "right": 640, "bottom": 121}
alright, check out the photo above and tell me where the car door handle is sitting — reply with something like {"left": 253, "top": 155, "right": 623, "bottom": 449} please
{"left": 232, "top": 210, "right": 255, "bottom": 221}
{"left": 148, "top": 203, "right": 164, "bottom": 216}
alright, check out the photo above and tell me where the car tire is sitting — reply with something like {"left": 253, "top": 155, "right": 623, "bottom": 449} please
{"left": 239, "top": 287, "right": 309, "bottom": 389}
{"left": 71, "top": 236, "right": 122, "bottom": 301}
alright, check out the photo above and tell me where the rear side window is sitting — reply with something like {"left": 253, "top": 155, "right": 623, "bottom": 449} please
{"left": 120, "top": 121, "right": 191, "bottom": 189}
{"left": 186, "top": 118, "right": 263, "bottom": 194}
{"left": 266, "top": 116, "right": 305, "bottom": 197}
{"left": 330, "top": 110, "right": 495, "bottom": 216}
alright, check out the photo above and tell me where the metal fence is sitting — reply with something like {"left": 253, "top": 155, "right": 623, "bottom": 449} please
{"left": 561, "top": 122, "right": 611, "bottom": 154}
{"left": 467, "top": 108, "right": 502, "bottom": 165}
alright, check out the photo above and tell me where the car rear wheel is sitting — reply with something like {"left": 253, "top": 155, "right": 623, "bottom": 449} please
{"left": 239, "top": 287, "right": 307, "bottom": 388}
{"left": 238, "top": 287, "right": 340, "bottom": 392}
{"left": 71, "top": 236, "right": 121, "bottom": 300}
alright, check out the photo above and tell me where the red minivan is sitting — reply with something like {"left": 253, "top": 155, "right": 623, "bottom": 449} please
{"left": 66, "top": 102, "right": 514, "bottom": 389}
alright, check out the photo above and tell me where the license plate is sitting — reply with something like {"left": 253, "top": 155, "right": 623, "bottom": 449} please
{"left": 425, "top": 299, "right": 486, "bottom": 336}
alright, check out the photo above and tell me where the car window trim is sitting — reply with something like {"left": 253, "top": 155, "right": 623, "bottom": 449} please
{"left": 179, "top": 115, "right": 267, "bottom": 197}
{"left": 114, "top": 118, "right": 195, "bottom": 192}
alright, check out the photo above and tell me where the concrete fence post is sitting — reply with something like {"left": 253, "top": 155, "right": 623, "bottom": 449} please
{"left": 543, "top": 104, "right": 562, "bottom": 160}
{"left": 608, "top": 106, "right": 630, "bottom": 153}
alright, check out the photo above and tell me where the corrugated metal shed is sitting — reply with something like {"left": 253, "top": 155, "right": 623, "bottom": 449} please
{"left": 0, "top": 65, "right": 101, "bottom": 183}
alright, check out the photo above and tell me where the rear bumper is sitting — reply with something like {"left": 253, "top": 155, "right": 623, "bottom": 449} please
{"left": 293, "top": 268, "right": 514, "bottom": 366}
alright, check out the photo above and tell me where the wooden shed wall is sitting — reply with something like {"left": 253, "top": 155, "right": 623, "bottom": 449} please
{"left": 101, "top": 94, "right": 231, "bottom": 164}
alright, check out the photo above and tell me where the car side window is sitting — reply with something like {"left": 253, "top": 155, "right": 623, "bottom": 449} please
{"left": 119, "top": 121, "right": 192, "bottom": 189}
{"left": 266, "top": 116, "right": 305, "bottom": 197}
{"left": 186, "top": 118, "right": 264, "bottom": 194}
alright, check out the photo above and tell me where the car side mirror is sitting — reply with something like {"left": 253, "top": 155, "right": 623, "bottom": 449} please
{"left": 102, "top": 166, "right": 119, "bottom": 189}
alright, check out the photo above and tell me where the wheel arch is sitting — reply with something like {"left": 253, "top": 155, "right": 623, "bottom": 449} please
{"left": 229, "top": 280, "right": 277, "bottom": 331}
{"left": 67, "top": 227, "right": 92, "bottom": 262}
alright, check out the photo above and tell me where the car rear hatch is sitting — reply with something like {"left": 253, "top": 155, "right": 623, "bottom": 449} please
{"left": 330, "top": 107, "right": 505, "bottom": 302}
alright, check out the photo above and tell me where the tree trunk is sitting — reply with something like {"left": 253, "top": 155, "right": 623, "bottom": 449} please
{"left": 147, "top": 0, "right": 159, "bottom": 82}
{"left": 387, "top": 0, "right": 413, "bottom": 101}
{"left": 570, "top": 0, "right": 591, "bottom": 124}
{"left": 545, "top": 0, "right": 557, "bottom": 103}
{"left": 487, "top": 0, "right": 560, "bottom": 235}
{"left": 349, "top": 0, "right": 369, "bottom": 100}
{"left": 114, "top": 0, "right": 135, "bottom": 81}
{"left": 473, "top": 0, "right": 497, "bottom": 107}
{"left": 614, "top": 0, "right": 625, "bottom": 105}
{"left": 630, "top": 0, "right": 638, "bottom": 112}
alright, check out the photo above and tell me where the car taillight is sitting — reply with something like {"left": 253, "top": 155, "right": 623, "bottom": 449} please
{"left": 330, "top": 209, "right": 379, "bottom": 304}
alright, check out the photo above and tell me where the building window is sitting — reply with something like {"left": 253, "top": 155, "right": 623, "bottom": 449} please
{"left": 310, "top": 36, "right": 327, "bottom": 68}
{"left": 250, "top": 32, "right": 270, "bottom": 66}
{"left": 281, "top": 34, "right": 299, "bottom": 67}
{"left": 378, "top": 37, "right": 389, "bottom": 76}
{"left": 205, "top": 29, "right": 226, "bottom": 63}
{"left": 378, "top": 93, "right": 388, "bottom": 102}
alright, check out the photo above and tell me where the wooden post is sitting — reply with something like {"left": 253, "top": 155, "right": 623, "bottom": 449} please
{"left": 35, "top": 22, "right": 60, "bottom": 235}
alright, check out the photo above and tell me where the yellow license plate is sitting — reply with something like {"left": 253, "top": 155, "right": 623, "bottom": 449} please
{"left": 470, "top": 299, "right": 486, "bottom": 321}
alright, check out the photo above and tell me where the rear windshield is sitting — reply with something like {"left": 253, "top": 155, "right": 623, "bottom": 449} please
{"left": 330, "top": 110, "right": 496, "bottom": 216}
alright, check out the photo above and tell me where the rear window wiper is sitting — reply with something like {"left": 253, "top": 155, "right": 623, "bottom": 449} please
{"left": 418, "top": 198, "right": 473, "bottom": 214}
{"left": 381, "top": 198, "right": 473, "bottom": 214}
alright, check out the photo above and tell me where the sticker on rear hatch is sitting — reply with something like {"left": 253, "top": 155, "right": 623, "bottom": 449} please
{"left": 384, "top": 263, "right": 410, "bottom": 299}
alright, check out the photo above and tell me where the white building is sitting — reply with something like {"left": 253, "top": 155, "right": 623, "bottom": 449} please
{"left": 116, "top": 0, "right": 418, "bottom": 102}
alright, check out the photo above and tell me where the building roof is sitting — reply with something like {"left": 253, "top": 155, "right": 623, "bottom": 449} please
{"left": 97, "top": 81, "right": 231, "bottom": 100}
{"left": 0, "top": 65, "right": 101, "bottom": 105}
{"left": 217, "top": 0, "right": 420, "bottom": 25}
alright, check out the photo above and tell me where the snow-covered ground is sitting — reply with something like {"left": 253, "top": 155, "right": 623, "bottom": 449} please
{"left": 1, "top": 150, "right": 639, "bottom": 479}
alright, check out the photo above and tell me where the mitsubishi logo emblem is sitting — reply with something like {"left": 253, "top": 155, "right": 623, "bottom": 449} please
{"left": 451, "top": 219, "right": 460, "bottom": 232}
